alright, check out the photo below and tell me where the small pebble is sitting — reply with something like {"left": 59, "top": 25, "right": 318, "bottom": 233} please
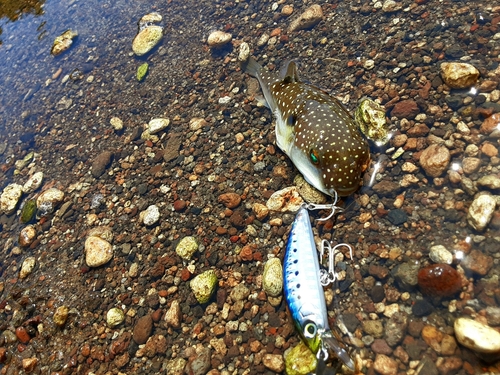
{"left": 107, "top": 307, "right": 125, "bottom": 328}
{"left": 419, "top": 144, "right": 450, "bottom": 178}
{"left": 373, "top": 353, "right": 398, "bottom": 375}
{"left": 440, "top": 62, "right": 480, "bottom": 89}
{"left": 263, "top": 354, "right": 285, "bottom": 372}
{"left": 110, "top": 117, "right": 123, "bottom": 131}
{"left": 133, "top": 314, "right": 153, "bottom": 345}
{"left": 19, "top": 225, "right": 37, "bottom": 247}
{"left": 429, "top": 245, "right": 453, "bottom": 264}
{"left": 165, "top": 300, "right": 181, "bottom": 328}
{"left": 141, "top": 204, "right": 160, "bottom": 226}
{"left": 176, "top": 236, "right": 199, "bottom": 260}
{"left": 53, "top": 306, "right": 69, "bottom": 327}
{"left": 19, "top": 256, "right": 36, "bottom": 279}
{"left": 0, "top": 183, "right": 23, "bottom": 215}
{"left": 288, "top": 4, "right": 323, "bottom": 32}
{"left": 266, "top": 186, "right": 304, "bottom": 212}
{"left": 207, "top": 31, "right": 232, "bottom": 48}
{"left": 218, "top": 192, "right": 241, "bottom": 209}
{"left": 132, "top": 26, "right": 163, "bottom": 56}
{"left": 148, "top": 118, "right": 170, "bottom": 134}
{"left": 22, "top": 171, "right": 44, "bottom": 194}
{"left": 467, "top": 194, "right": 496, "bottom": 231}
{"left": 85, "top": 236, "right": 113, "bottom": 267}
{"left": 190, "top": 270, "right": 217, "bottom": 304}
{"left": 262, "top": 258, "right": 283, "bottom": 297}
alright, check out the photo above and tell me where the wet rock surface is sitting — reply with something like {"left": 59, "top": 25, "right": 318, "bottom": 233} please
{"left": 0, "top": 1, "right": 499, "bottom": 374}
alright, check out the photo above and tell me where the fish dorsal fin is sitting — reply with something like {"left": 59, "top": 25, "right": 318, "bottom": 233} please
{"left": 280, "top": 60, "right": 300, "bottom": 84}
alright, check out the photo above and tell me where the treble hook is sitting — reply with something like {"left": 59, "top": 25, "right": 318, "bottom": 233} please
{"left": 302, "top": 189, "right": 344, "bottom": 221}
{"left": 319, "top": 240, "right": 354, "bottom": 287}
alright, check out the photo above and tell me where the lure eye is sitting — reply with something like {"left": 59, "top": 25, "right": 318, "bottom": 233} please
{"left": 303, "top": 322, "right": 317, "bottom": 339}
{"left": 310, "top": 149, "right": 320, "bottom": 165}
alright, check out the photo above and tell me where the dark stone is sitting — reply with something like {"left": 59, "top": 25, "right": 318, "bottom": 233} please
{"left": 412, "top": 299, "right": 434, "bottom": 317}
{"left": 91, "top": 151, "right": 113, "bottom": 178}
{"left": 341, "top": 313, "right": 360, "bottom": 332}
{"left": 371, "top": 284, "right": 386, "bottom": 303}
{"left": 445, "top": 95, "right": 463, "bottom": 111}
{"left": 445, "top": 44, "right": 465, "bottom": 58}
{"left": 387, "top": 209, "right": 407, "bottom": 225}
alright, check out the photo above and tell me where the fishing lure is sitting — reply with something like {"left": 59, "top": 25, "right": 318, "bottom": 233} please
{"left": 283, "top": 205, "right": 354, "bottom": 371}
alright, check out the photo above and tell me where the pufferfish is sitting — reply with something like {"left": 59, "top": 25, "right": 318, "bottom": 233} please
{"left": 243, "top": 57, "right": 370, "bottom": 197}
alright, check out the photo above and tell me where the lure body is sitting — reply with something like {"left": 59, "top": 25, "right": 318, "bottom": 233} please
{"left": 243, "top": 57, "right": 370, "bottom": 197}
{"left": 283, "top": 206, "right": 354, "bottom": 370}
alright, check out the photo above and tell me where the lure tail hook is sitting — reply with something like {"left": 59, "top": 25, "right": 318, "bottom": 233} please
{"left": 319, "top": 240, "right": 354, "bottom": 287}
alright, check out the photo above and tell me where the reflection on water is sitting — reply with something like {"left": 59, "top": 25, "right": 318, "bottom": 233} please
{"left": 0, "top": 0, "right": 45, "bottom": 43}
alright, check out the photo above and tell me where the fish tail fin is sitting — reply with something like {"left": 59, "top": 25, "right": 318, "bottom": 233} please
{"left": 322, "top": 334, "right": 354, "bottom": 371}
{"left": 241, "top": 56, "right": 262, "bottom": 78}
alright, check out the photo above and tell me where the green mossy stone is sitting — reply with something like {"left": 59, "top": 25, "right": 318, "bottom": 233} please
{"left": 137, "top": 63, "right": 149, "bottom": 81}
{"left": 190, "top": 269, "right": 217, "bottom": 304}
{"left": 284, "top": 341, "right": 317, "bottom": 375}
{"left": 20, "top": 200, "right": 37, "bottom": 223}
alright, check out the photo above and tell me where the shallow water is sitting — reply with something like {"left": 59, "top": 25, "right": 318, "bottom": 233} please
{"left": 0, "top": 0, "right": 499, "bottom": 374}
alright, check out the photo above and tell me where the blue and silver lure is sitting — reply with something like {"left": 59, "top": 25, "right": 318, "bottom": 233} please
{"left": 284, "top": 206, "right": 354, "bottom": 371}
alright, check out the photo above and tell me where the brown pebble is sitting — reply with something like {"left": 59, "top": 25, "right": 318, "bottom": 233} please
{"left": 91, "top": 151, "right": 113, "bottom": 178}
{"left": 151, "top": 309, "right": 163, "bottom": 322}
{"left": 391, "top": 99, "right": 420, "bottom": 119}
{"left": 218, "top": 192, "right": 241, "bottom": 209}
{"left": 15, "top": 327, "right": 31, "bottom": 344}
{"left": 0, "top": 347, "right": 7, "bottom": 363}
{"left": 419, "top": 144, "right": 450, "bottom": 178}
{"left": 480, "top": 113, "right": 500, "bottom": 135}
{"left": 132, "top": 314, "right": 153, "bottom": 345}
{"left": 461, "top": 249, "right": 493, "bottom": 276}
{"left": 417, "top": 264, "right": 461, "bottom": 297}
{"left": 481, "top": 143, "right": 498, "bottom": 157}
{"left": 173, "top": 200, "right": 186, "bottom": 212}
{"left": 240, "top": 245, "right": 254, "bottom": 261}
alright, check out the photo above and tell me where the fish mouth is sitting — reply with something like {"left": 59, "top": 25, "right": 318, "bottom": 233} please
{"left": 327, "top": 185, "right": 357, "bottom": 197}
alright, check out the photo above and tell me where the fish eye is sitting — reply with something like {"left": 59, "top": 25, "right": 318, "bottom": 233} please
{"left": 309, "top": 149, "right": 320, "bottom": 165}
{"left": 303, "top": 322, "right": 317, "bottom": 338}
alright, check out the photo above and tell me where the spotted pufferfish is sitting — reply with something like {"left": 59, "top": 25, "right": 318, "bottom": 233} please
{"left": 243, "top": 57, "right": 370, "bottom": 197}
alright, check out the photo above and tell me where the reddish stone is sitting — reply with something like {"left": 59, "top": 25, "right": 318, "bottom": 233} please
{"left": 218, "top": 192, "right": 241, "bottom": 209}
{"left": 229, "top": 235, "right": 239, "bottom": 243}
{"left": 240, "top": 245, "right": 254, "bottom": 261}
{"left": 15, "top": 327, "right": 31, "bottom": 344}
{"left": 391, "top": 99, "right": 420, "bottom": 119}
{"left": 480, "top": 113, "right": 500, "bottom": 135}
{"left": 0, "top": 347, "right": 6, "bottom": 363}
{"left": 180, "top": 268, "right": 192, "bottom": 281}
{"left": 173, "top": 200, "right": 186, "bottom": 212}
{"left": 417, "top": 264, "right": 462, "bottom": 297}
{"left": 151, "top": 309, "right": 163, "bottom": 322}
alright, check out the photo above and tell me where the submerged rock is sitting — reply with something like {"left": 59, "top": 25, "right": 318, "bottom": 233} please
{"left": 440, "top": 62, "right": 480, "bottom": 89}
{"left": 266, "top": 186, "right": 304, "bottom": 213}
{"left": 288, "top": 4, "right": 323, "bottom": 32}
{"left": 51, "top": 29, "right": 78, "bottom": 56}
{"left": 132, "top": 25, "right": 163, "bottom": 56}
{"left": 85, "top": 236, "right": 113, "bottom": 267}
{"left": 0, "top": 183, "right": 23, "bottom": 215}
{"left": 176, "top": 236, "right": 199, "bottom": 260}
{"left": 22, "top": 171, "right": 43, "bottom": 194}
{"left": 207, "top": 31, "right": 232, "bottom": 48}
{"left": 20, "top": 200, "right": 37, "bottom": 223}
{"left": 467, "top": 194, "right": 496, "bottom": 231}
{"left": 419, "top": 144, "right": 450, "bottom": 178}
{"left": 417, "top": 264, "right": 461, "bottom": 297}
{"left": 36, "top": 188, "right": 64, "bottom": 216}
{"left": 454, "top": 317, "right": 500, "bottom": 354}
{"left": 19, "top": 256, "right": 36, "bottom": 279}
{"left": 355, "top": 98, "right": 390, "bottom": 146}
{"left": 284, "top": 341, "right": 317, "bottom": 375}
{"left": 19, "top": 225, "right": 36, "bottom": 247}
{"left": 190, "top": 269, "right": 217, "bottom": 304}
{"left": 262, "top": 258, "right": 283, "bottom": 297}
